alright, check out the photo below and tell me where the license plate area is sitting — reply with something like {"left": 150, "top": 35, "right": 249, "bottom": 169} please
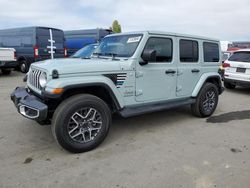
{"left": 236, "top": 67, "right": 246, "bottom": 73}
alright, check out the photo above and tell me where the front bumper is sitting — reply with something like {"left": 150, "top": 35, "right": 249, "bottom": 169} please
{"left": 10, "top": 87, "right": 48, "bottom": 121}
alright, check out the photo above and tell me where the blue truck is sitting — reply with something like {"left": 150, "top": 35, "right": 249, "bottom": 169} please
{"left": 0, "top": 27, "right": 67, "bottom": 73}
{"left": 64, "top": 29, "right": 112, "bottom": 56}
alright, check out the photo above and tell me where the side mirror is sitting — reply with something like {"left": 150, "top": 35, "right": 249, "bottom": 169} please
{"left": 140, "top": 49, "right": 156, "bottom": 65}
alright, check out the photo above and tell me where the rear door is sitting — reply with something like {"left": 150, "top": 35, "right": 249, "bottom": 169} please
{"left": 36, "top": 28, "right": 65, "bottom": 59}
{"left": 176, "top": 38, "right": 202, "bottom": 97}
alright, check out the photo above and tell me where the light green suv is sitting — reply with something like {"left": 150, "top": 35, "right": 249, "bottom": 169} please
{"left": 11, "top": 31, "right": 224, "bottom": 153}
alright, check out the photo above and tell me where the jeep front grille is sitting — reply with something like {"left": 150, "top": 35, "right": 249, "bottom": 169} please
{"left": 28, "top": 68, "right": 43, "bottom": 91}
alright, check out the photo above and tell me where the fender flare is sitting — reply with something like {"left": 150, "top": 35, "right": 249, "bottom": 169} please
{"left": 43, "top": 82, "right": 124, "bottom": 110}
{"left": 192, "top": 73, "right": 223, "bottom": 97}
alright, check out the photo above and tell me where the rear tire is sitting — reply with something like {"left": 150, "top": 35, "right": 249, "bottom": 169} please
{"left": 1, "top": 69, "right": 11, "bottom": 75}
{"left": 51, "top": 94, "right": 111, "bottom": 153}
{"left": 191, "top": 83, "right": 219, "bottom": 118}
{"left": 224, "top": 81, "right": 236, "bottom": 89}
{"left": 20, "top": 60, "right": 29, "bottom": 73}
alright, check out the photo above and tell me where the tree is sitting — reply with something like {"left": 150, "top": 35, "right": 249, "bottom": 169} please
{"left": 111, "top": 20, "right": 122, "bottom": 33}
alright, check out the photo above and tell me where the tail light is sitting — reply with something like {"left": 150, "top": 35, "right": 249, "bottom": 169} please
{"left": 223, "top": 62, "right": 230, "bottom": 68}
{"left": 34, "top": 46, "right": 39, "bottom": 59}
{"left": 64, "top": 48, "right": 67, "bottom": 57}
{"left": 14, "top": 51, "right": 17, "bottom": 60}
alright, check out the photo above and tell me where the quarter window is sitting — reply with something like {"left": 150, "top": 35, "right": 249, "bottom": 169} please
{"left": 203, "top": 42, "right": 220, "bottom": 62}
{"left": 180, "top": 39, "right": 199, "bottom": 62}
{"left": 143, "top": 37, "right": 173, "bottom": 63}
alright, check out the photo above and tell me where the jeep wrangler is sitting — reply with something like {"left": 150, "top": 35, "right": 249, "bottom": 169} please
{"left": 11, "top": 31, "right": 223, "bottom": 153}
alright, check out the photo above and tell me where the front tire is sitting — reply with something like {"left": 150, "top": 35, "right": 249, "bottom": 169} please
{"left": 52, "top": 94, "right": 111, "bottom": 153}
{"left": 191, "top": 83, "right": 219, "bottom": 118}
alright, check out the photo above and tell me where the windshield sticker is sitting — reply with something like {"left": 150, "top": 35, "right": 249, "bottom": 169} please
{"left": 127, "top": 36, "right": 141, "bottom": 43}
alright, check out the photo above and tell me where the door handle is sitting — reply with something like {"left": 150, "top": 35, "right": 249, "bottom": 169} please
{"left": 191, "top": 69, "right": 200, "bottom": 73}
{"left": 165, "top": 70, "right": 176, "bottom": 74}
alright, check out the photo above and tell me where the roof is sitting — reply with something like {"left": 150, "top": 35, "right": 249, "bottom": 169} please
{"left": 107, "top": 31, "right": 219, "bottom": 42}
{"left": 0, "top": 26, "right": 63, "bottom": 32}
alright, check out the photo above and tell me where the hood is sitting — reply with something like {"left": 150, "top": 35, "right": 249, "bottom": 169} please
{"left": 31, "top": 58, "right": 122, "bottom": 75}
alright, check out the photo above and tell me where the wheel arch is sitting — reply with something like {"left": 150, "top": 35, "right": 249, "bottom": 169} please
{"left": 192, "top": 73, "right": 223, "bottom": 97}
{"left": 45, "top": 83, "right": 123, "bottom": 113}
{"left": 17, "top": 56, "right": 27, "bottom": 63}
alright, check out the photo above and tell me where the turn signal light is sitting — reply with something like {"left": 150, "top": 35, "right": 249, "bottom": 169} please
{"left": 51, "top": 88, "right": 64, "bottom": 94}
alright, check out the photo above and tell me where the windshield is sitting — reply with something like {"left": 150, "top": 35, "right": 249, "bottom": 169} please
{"left": 95, "top": 34, "right": 143, "bottom": 58}
{"left": 228, "top": 51, "right": 250, "bottom": 62}
{"left": 72, "top": 44, "right": 98, "bottom": 58}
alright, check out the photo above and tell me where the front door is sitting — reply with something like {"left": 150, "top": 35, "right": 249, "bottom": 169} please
{"left": 135, "top": 36, "right": 177, "bottom": 102}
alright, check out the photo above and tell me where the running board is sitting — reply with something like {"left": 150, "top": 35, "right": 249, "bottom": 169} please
{"left": 119, "top": 98, "right": 196, "bottom": 118}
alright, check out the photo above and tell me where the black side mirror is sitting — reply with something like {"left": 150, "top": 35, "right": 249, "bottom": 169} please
{"left": 140, "top": 49, "right": 156, "bottom": 65}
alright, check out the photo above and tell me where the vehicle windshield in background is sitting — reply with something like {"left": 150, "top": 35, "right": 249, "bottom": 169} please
{"left": 71, "top": 44, "right": 98, "bottom": 58}
{"left": 95, "top": 34, "right": 143, "bottom": 58}
{"left": 222, "top": 52, "right": 231, "bottom": 61}
{"left": 228, "top": 52, "right": 250, "bottom": 62}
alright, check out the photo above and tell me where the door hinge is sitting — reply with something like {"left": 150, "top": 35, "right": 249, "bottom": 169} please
{"left": 176, "top": 86, "right": 182, "bottom": 92}
{"left": 135, "top": 71, "right": 143, "bottom": 78}
{"left": 135, "top": 90, "right": 143, "bottom": 96}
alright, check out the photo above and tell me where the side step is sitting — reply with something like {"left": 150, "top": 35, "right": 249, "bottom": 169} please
{"left": 119, "top": 98, "right": 196, "bottom": 118}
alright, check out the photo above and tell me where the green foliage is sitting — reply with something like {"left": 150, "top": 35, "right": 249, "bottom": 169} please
{"left": 111, "top": 20, "right": 122, "bottom": 33}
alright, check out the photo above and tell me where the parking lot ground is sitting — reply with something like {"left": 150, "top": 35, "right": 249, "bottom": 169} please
{"left": 0, "top": 72, "right": 250, "bottom": 188}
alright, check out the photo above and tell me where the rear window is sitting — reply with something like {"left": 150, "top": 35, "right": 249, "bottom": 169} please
{"left": 37, "top": 29, "right": 64, "bottom": 49}
{"left": 228, "top": 52, "right": 250, "bottom": 62}
{"left": 203, "top": 42, "right": 220, "bottom": 62}
{"left": 180, "top": 39, "right": 199, "bottom": 62}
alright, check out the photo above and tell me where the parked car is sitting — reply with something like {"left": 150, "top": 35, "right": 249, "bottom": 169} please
{"left": 71, "top": 43, "right": 98, "bottom": 58}
{"left": 0, "top": 48, "right": 17, "bottom": 75}
{"left": 223, "top": 49, "right": 250, "bottom": 89}
{"left": 0, "top": 26, "right": 67, "bottom": 73}
{"left": 64, "top": 29, "right": 112, "bottom": 56}
{"left": 11, "top": 31, "right": 223, "bottom": 153}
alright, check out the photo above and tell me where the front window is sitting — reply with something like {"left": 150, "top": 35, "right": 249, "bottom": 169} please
{"left": 95, "top": 34, "right": 142, "bottom": 58}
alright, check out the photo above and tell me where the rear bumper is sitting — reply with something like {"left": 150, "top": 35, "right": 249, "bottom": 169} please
{"left": 10, "top": 87, "right": 48, "bottom": 121}
{"left": 0, "top": 61, "right": 18, "bottom": 68}
{"left": 224, "top": 78, "right": 250, "bottom": 87}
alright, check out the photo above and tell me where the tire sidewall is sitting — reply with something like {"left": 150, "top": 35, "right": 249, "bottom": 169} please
{"left": 20, "top": 60, "right": 28, "bottom": 73}
{"left": 198, "top": 83, "right": 219, "bottom": 117}
{"left": 54, "top": 95, "right": 111, "bottom": 153}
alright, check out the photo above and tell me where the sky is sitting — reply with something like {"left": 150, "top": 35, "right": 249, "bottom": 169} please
{"left": 0, "top": 0, "right": 249, "bottom": 41}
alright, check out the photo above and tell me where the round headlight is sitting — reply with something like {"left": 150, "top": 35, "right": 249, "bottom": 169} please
{"left": 39, "top": 72, "right": 47, "bottom": 88}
